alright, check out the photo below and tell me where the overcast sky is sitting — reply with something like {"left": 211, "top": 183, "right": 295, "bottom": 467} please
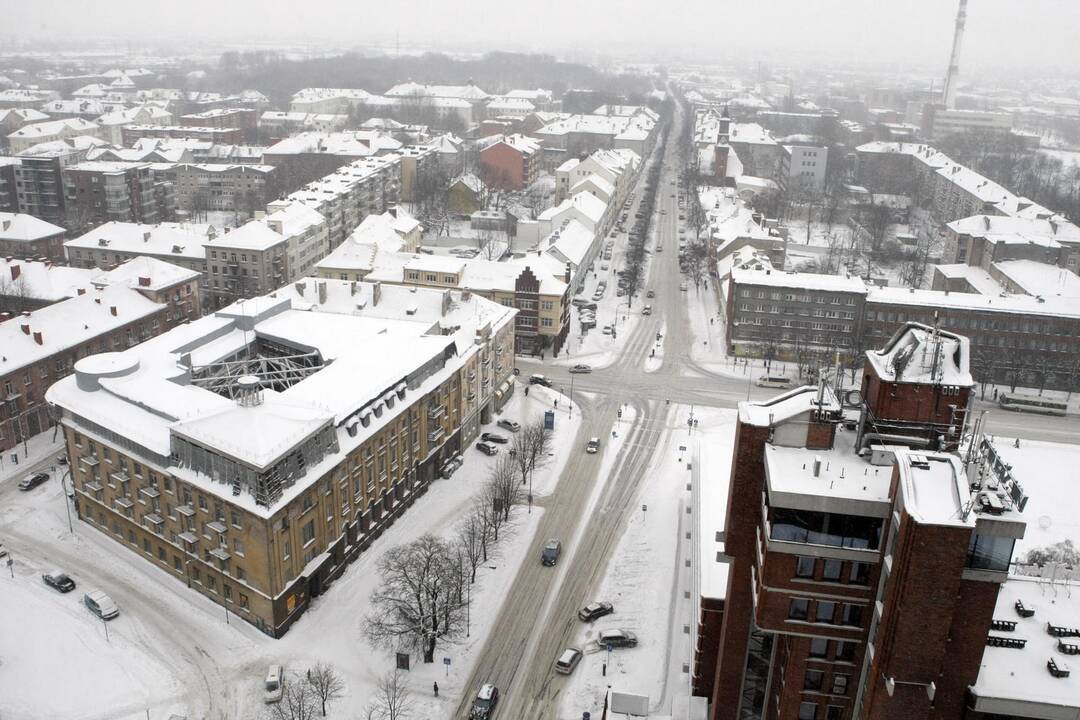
{"left": 6, "top": 0, "right": 1080, "bottom": 74}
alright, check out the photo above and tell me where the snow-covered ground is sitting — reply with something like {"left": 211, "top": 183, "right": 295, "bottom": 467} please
{"left": 644, "top": 321, "right": 667, "bottom": 373}
{"left": 0, "top": 388, "right": 579, "bottom": 719}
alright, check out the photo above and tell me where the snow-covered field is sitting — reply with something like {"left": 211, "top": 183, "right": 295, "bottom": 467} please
{"left": 0, "top": 388, "right": 579, "bottom": 720}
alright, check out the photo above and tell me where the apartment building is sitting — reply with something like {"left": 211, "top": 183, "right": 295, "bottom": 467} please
{"left": 314, "top": 208, "right": 422, "bottom": 281}
{"left": 45, "top": 280, "right": 515, "bottom": 636}
{"left": 0, "top": 108, "right": 50, "bottom": 149}
{"left": 259, "top": 112, "right": 348, "bottom": 142}
{"left": 0, "top": 211, "right": 67, "bottom": 261}
{"left": 705, "top": 323, "right": 1027, "bottom": 720}
{"left": 726, "top": 268, "right": 867, "bottom": 359}
{"left": 779, "top": 143, "right": 829, "bottom": 192}
{"left": 122, "top": 125, "right": 243, "bottom": 146}
{"left": 554, "top": 148, "right": 641, "bottom": 205}
{"left": 180, "top": 108, "right": 258, "bottom": 138}
{"left": 262, "top": 131, "right": 404, "bottom": 194}
{"left": 62, "top": 162, "right": 168, "bottom": 231}
{"left": 946, "top": 214, "right": 1080, "bottom": 275}
{"left": 0, "top": 284, "right": 168, "bottom": 453}
{"left": 289, "top": 88, "right": 374, "bottom": 115}
{"left": 7, "top": 118, "right": 102, "bottom": 154}
{"left": 154, "top": 163, "right": 279, "bottom": 216}
{"left": 203, "top": 220, "right": 288, "bottom": 305}
{"left": 0, "top": 157, "right": 17, "bottom": 212}
{"left": 12, "top": 136, "right": 109, "bottom": 228}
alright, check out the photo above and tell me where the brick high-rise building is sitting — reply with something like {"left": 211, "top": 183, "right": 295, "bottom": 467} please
{"left": 704, "top": 322, "right": 1026, "bottom": 720}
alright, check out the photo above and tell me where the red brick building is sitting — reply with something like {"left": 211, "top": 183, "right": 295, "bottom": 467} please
{"left": 704, "top": 323, "right": 1025, "bottom": 720}
{"left": 479, "top": 133, "right": 542, "bottom": 191}
{"left": 0, "top": 284, "right": 169, "bottom": 453}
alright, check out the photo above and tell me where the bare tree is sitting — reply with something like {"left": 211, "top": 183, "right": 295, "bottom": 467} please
{"left": 0, "top": 273, "right": 39, "bottom": 314}
{"left": 478, "top": 480, "right": 506, "bottom": 545}
{"left": 305, "top": 662, "right": 345, "bottom": 717}
{"left": 265, "top": 678, "right": 320, "bottom": 720}
{"left": 364, "top": 668, "right": 413, "bottom": 720}
{"left": 365, "top": 534, "right": 466, "bottom": 664}
{"left": 489, "top": 452, "right": 523, "bottom": 522}
{"left": 510, "top": 419, "right": 552, "bottom": 496}
{"left": 456, "top": 508, "right": 486, "bottom": 583}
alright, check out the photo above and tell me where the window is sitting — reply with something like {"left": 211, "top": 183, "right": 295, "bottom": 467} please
{"left": 816, "top": 601, "right": 836, "bottom": 624}
{"left": 966, "top": 533, "right": 1014, "bottom": 572}
{"left": 842, "top": 604, "right": 863, "bottom": 627}
{"left": 798, "top": 703, "right": 817, "bottom": 720}
{"left": 302, "top": 520, "right": 315, "bottom": 546}
{"left": 283, "top": 540, "right": 290, "bottom": 560}
{"left": 239, "top": 593, "right": 249, "bottom": 609}
{"left": 822, "top": 559, "right": 842, "bottom": 581}
{"left": 849, "top": 562, "right": 870, "bottom": 585}
{"left": 809, "top": 638, "right": 828, "bottom": 658}
{"left": 835, "top": 641, "right": 856, "bottom": 662}
{"left": 804, "top": 669, "right": 824, "bottom": 691}
{"left": 795, "top": 556, "right": 815, "bottom": 578}
{"left": 770, "top": 507, "right": 883, "bottom": 550}
{"left": 198, "top": 494, "right": 207, "bottom": 511}
{"left": 234, "top": 539, "right": 244, "bottom": 556}
{"left": 789, "top": 598, "right": 809, "bottom": 620}
{"left": 831, "top": 674, "right": 849, "bottom": 696}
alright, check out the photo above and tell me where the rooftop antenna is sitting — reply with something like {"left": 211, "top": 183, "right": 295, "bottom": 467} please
{"left": 941, "top": 0, "right": 968, "bottom": 108}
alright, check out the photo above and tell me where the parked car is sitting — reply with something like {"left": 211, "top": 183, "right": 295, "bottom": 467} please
{"left": 475, "top": 442, "right": 498, "bottom": 456}
{"left": 0, "top": 543, "right": 7, "bottom": 559}
{"left": 528, "top": 374, "right": 553, "bottom": 388}
{"left": 57, "top": 454, "right": 68, "bottom": 465}
{"left": 597, "top": 629, "right": 638, "bottom": 648}
{"left": 470, "top": 683, "right": 499, "bottom": 719}
{"left": 497, "top": 419, "right": 520, "bottom": 433}
{"left": 555, "top": 647, "right": 584, "bottom": 675}
{"left": 264, "top": 664, "right": 284, "bottom": 704}
{"left": 541, "top": 538, "right": 562, "bottom": 566}
{"left": 646, "top": 289, "right": 655, "bottom": 298}
{"left": 586, "top": 437, "right": 601, "bottom": 454}
{"left": 679, "top": 282, "right": 688, "bottom": 292}
{"left": 18, "top": 472, "right": 49, "bottom": 492}
{"left": 481, "top": 432, "right": 508, "bottom": 444}
{"left": 578, "top": 601, "right": 614, "bottom": 622}
{"left": 83, "top": 590, "right": 119, "bottom": 620}
{"left": 569, "top": 364, "right": 592, "bottom": 374}
{"left": 42, "top": 570, "right": 76, "bottom": 593}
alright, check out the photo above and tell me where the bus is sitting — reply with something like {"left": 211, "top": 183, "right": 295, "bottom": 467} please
{"left": 997, "top": 393, "right": 1068, "bottom": 416}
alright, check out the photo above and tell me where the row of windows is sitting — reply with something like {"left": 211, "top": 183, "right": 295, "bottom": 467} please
{"left": 788, "top": 597, "right": 864, "bottom": 627}
{"left": 793, "top": 556, "right": 871, "bottom": 585}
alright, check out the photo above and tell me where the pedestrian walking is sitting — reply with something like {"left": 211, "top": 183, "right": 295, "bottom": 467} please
{"left": 434, "top": 681, "right": 439, "bottom": 697}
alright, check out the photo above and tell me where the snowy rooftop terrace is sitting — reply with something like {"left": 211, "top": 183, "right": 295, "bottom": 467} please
{"left": 866, "top": 322, "right": 974, "bottom": 387}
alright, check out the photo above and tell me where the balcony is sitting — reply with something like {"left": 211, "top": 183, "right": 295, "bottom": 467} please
{"left": 139, "top": 486, "right": 160, "bottom": 500}
{"left": 428, "top": 404, "right": 446, "bottom": 421}
{"left": 114, "top": 497, "right": 134, "bottom": 510}
{"left": 207, "top": 521, "right": 227, "bottom": 535}
{"left": 176, "top": 504, "right": 196, "bottom": 517}
{"left": 428, "top": 426, "right": 446, "bottom": 444}
{"left": 209, "top": 547, "right": 231, "bottom": 562}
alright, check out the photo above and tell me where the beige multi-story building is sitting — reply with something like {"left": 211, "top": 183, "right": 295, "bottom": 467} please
{"left": 46, "top": 279, "right": 515, "bottom": 637}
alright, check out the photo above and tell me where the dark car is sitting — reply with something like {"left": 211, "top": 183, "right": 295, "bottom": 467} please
{"left": 578, "top": 601, "right": 614, "bottom": 622}
{"left": 528, "top": 374, "right": 553, "bottom": 387}
{"left": 475, "top": 442, "right": 498, "bottom": 456}
{"left": 481, "top": 432, "right": 509, "bottom": 444}
{"left": 18, "top": 472, "right": 49, "bottom": 491}
{"left": 541, "top": 538, "right": 562, "bottom": 566}
{"left": 470, "top": 683, "right": 499, "bottom": 719}
{"left": 42, "top": 570, "right": 76, "bottom": 593}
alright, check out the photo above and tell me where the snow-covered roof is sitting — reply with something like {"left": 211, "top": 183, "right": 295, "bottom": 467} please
{"left": 0, "top": 212, "right": 66, "bottom": 242}
{"left": 730, "top": 267, "right": 867, "bottom": 294}
{"left": 728, "top": 122, "right": 776, "bottom": 145}
{"left": 947, "top": 214, "right": 1080, "bottom": 243}
{"left": 92, "top": 256, "right": 201, "bottom": 292}
{"left": 96, "top": 105, "right": 171, "bottom": 127}
{"left": 16, "top": 135, "right": 109, "bottom": 157}
{"left": 893, "top": 449, "right": 972, "bottom": 526}
{"left": 265, "top": 130, "right": 402, "bottom": 157}
{"left": 866, "top": 285, "right": 1080, "bottom": 319}
{"left": 385, "top": 83, "right": 488, "bottom": 101}
{"left": 993, "top": 260, "right": 1080, "bottom": 300}
{"left": 765, "top": 432, "right": 893, "bottom": 509}
{"left": 571, "top": 173, "right": 615, "bottom": 200}
{"left": 0, "top": 107, "right": 48, "bottom": 124}
{"left": 0, "top": 284, "right": 165, "bottom": 374}
{"left": 739, "top": 384, "right": 840, "bottom": 427}
{"left": 213, "top": 220, "right": 287, "bottom": 252}
{"left": 539, "top": 191, "right": 608, "bottom": 227}
{"left": 0, "top": 259, "right": 92, "bottom": 301}
{"left": 487, "top": 133, "right": 542, "bottom": 156}
{"left": 487, "top": 96, "right": 536, "bottom": 112}
{"left": 66, "top": 221, "right": 215, "bottom": 261}
{"left": 7, "top": 117, "right": 99, "bottom": 140}
{"left": 866, "top": 322, "right": 974, "bottom": 387}
{"left": 543, "top": 219, "right": 595, "bottom": 268}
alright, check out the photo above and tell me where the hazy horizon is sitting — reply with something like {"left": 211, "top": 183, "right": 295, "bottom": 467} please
{"left": 4, "top": 0, "right": 1080, "bottom": 76}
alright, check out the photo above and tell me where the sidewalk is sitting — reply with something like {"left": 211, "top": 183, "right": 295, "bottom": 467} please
{"left": 0, "top": 427, "right": 64, "bottom": 483}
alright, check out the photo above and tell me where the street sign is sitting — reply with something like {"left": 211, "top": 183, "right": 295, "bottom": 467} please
{"left": 442, "top": 657, "right": 451, "bottom": 666}
{"left": 642, "top": 504, "right": 647, "bottom": 512}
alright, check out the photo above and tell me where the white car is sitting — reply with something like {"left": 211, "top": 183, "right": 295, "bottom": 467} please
{"left": 264, "top": 664, "right": 284, "bottom": 704}
{"left": 679, "top": 282, "right": 688, "bottom": 292}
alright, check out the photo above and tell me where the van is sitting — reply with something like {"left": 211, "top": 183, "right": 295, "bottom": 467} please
{"left": 756, "top": 376, "right": 793, "bottom": 389}
{"left": 264, "top": 664, "right": 284, "bottom": 704}
{"left": 555, "top": 647, "right": 583, "bottom": 675}
{"left": 541, "top": 539, "right": 562, "bottom": 566}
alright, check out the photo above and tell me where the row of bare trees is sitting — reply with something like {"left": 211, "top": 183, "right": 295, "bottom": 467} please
{"left": 364, "top": 419, "right": 551, "bottom": 665}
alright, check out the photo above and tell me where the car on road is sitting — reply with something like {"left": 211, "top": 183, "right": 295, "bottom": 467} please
{"left": 541, "top": 538, "right": 562, "bottom": 566}
{"left": 569, "top": 364, "right": 592, "bottom": 374}
{"left": 555, "top": 647, "right": 584, "bottom": 675}
{"left": 0, "top": 543, "right": 7, "bottom": 559}
{"left": 42, "top": 570, "right": 76, "bottom": 593}
{"left": 264, "top": 664, "right": 284, "bottom": 704}
{"left": 602, "top": 325, "right": 613, "bottom": 335}
{"left": 679, "top": 282, "right": 688, "bottom": 291}
{"left": 18, "top": 472, "right": 49, "bottom": 491}
{"left": 481, "top": 432, "right": 509, "bottom": 444}
{"left": 475, "top": 441, "right": 498, "bottom": 456}
{"left": 578, "top": 601, "right": 614, "bottom": 622}
{"left": 83, "top": 590, "right": 119, "bottom": 620}
{"left": 586, "top": 437, "right": 601, "bottom": 454}
{"left": 655, "top": 245, "right": 663, "bottom": 252}
{"left": 642, "top": 305, "right": 652, "bottom": 316}
{"left": 597, "top": 629, "right": 638, "bottom": 649}
{"left": 497, "top": 419, "right": 520, "bottom": 433}
{"left": 470, "top": 683, "right": 499, "bottom": 719}
{"left": 528, "top": 374, "right": 553, "bottom": 387}
{"left": 646, "top": 289, "right": 655, "bottom": 298}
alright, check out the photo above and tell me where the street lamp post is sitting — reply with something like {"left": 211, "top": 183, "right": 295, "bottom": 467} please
{"left": 568, "top": 372, "right": 575, "bottom": 418}
{"left": 59, "top": 467, "right": 73, "bottom": 534}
